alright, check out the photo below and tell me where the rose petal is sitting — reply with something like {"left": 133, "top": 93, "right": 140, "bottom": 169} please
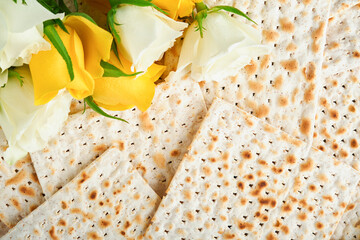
{"left": 30, "top": 26, "right": 94, "bottom": 105}
{"left": 0, "top": 0, "right": 63, "bottom": 33}
{"left": 93, "top": 52, "right": 165, "bottom": 112}
{"left": 114, "top": 5, "right": 187, "bottom": 72}
{"left": 0, "top": 26, "right": 50, "bottom": 70}
{"left": 0, "top": 66, "right": 72, "bottom": 164}
{"left": 0, "top": 11, "right": 8, "bottom": 52}
{"left": 64, "top": 15, "right": 113, "bottom": 78}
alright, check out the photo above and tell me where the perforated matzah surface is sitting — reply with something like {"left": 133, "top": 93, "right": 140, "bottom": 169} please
{"left": 145, "top": 99, "right": 360, "bottom": 240}
{"left": 3, "top": 147, "right": 160, "bottom": 240}
{"left": 196, "top": 0, "right": 331, "bottom": 144}
{"left": 323, "top": 4, "right": 360, "bottom": 78}
{"left": 330, "top": 0, "right": 360, "bottom": 17}
{"left": 312, "top": 67, "right": 360, "bottom": 239}
{"left": 30, "top": 78, "right": 206, "bottom": 198}
{"left": 0, "top": 130, "right": 45, "bottom": 228}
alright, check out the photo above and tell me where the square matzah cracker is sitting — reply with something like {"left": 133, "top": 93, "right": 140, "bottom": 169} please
{"left": 312, "top": 67, "right": 360, "bottom": 239}
{"left": 30, "top": 78, "right": 206, "bottom": 198}
{"left": 3, "top": 147, "right": 160, "bottom": 239}
{"left": 323, "top": 4, "right": 360, "bottom": 78}
{"left": 0, "top": 131, "right": 45, "bottom": 228}
{"left": 145, "top": 99, "right": 360, "bottom": 240}
{"left": 198, "top": 0, "right": 331, "bottom": 144}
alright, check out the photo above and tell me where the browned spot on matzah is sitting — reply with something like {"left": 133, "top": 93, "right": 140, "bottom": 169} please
{"left": 49, "top": 226, "right": 59, "bottom": 240}
{"left": 280, "top": 59, "right": 298, "bottom": 72}
{"left": 5, "top": 169, "right": 27, "bottom": 186}
{"left": 278, "top": 96, "right": 288, "bottom": 107}
{"left": 300, "top": 118, "right": 311, "bottom": 135}
{"left": 350, "top": 139, "right": 359, "bottom": 148}
{"left": 89, "top": 190, "right": 97, "bottom": 200}
{"left": 286, "top": 155, "right": 296, "bottom": 164}
{"left": 153, "top": 153, "right": 166, "bottom": 169}
{"left": 255, "top": 105, "right": 270, "bottom": 118}
{"left": 171, "top": 149, "right": 180, "bottom": 157}
{"left": 286, "top": 42, "right": 297, "bottom": 52}
{"left": 300, "top": 158, "right": 314, "bottom": 172}
{"left": 18, "top": 185, "right": 35, "bottom": 197}
{"left": 266, "top": 233, "right": 278, "bottom": 240}
{"left": 238, "top": 221, "right": 254, "bottom": 230}
{"left": 58, "top": 219, "right": 66, "bottom": 226}
{"left": 241, "top": 150, "right": 252, "bottom": 160}
{"left": 244, "top": 60, "right": 257, "bottom": 75}
{"left": 10, "top": 198, "right": 21, "bottom": 211}
{"left": 304, "top": 83, "right": 316, "bottom": 102}
{"left": 93, "top": 144, "right": 107, "bottom": 153}
{"left": 262, "top": 30, "right": 279, "bottom": 42}
{"left": 329, "top": 109, "right": 339, "bottom": 120}
{"left": 87, "top": 232, "right": 102, "bottom": 240}
{"left": 273, "top": 75, "right": 283, "bottom": 89}
{"left": 311, "top": 22, "right": 325, "bottom": 53}
{"left": 279, "top": 18, "right": 295, "bottom": 33}
{"left": 99, "top": 219, "right": 111, "bottom": 228}
{"left": 354, "top": 51, "right": 360, "bottom": 58}
{"left": 302, "top": 62, "right": 316, "bottom": 82}
{"left": 140, "top": 112, "right": 154, "bottom": 131}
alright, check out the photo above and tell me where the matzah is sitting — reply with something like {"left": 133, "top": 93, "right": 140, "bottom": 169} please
{"left": 145, "top": 98, "right": 360, "bottom": 239}
{"left": 194, "top": 0, "right": 331, "bottom": 144}
{"left": 323, "top": 4, "right": 360, "bottom": 78}
{"left": 0, "top": 131, "right": 45, "bottom": 228}
{"left": 30, "top": 78, "right": 206, "bottom": 198}
{"left": 0, "top": 220, "right": 9, "bottom": 238}
{"left": 312, "top": 67, "right": 360, "bottom": 239}
{"left": 330, "top": 0, "right": 360, "bottom": 17}
{"left": 3, "top": 147, "right": 160, "bottom": 239}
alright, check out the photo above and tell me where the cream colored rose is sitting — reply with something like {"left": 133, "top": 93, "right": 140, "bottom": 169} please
{"left": 178, "top": 11, "right": 269, "bottom": 82}
{"left": 0, "top": 0, "right": 63, "bottom": 72}
{"left": 0, "top": 66, "right": 72, "bottom": 164}
{"left": 113, "top": 5, "right": 188, "bottom": 72}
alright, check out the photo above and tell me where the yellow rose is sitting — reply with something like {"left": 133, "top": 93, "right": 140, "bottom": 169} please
{"left": 152, "top": 0, "right": 202, "bottom": 19}
{"left": 93, "top": 52, "right": 166, "bottom": 112}
{"left": 29, "top": 15, "right": 113, "bottom": 105}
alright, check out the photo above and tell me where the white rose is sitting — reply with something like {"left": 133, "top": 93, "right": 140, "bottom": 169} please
{"left": 113, "top": 5, "right": 188, "bottom": 72}
{"left": 177, "top": 11, "right": 269, "bottom": 82}
{"left": 0, "top": 0, "right": 63, "bottom": 72}
{"left": 0, "top": 66, "right": 72, "bottom": 164}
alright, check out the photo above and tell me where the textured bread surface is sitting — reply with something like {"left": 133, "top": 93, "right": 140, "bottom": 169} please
{"left": 3, "top": 147, "right": 160, "bottom": 240}
{"left": 145, "top": 98, "right": 360, "bottom": 240}
{"left": 0, "top": 130, "right": 45, "bottom": 229}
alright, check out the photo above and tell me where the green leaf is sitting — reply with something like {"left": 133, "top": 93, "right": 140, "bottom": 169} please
{"left": 58, "top": 0, "right": 71, "bottom": 14}
{"left": 111, "top": 41, "right": 121, "bottom": 61}
{"left": 36, "top": 0, "right": 63, "bottom": 14}
{"left": 73, "top": 0, "right": 78, "bottom": 11}
{"left": 84, "top": 96, "right": 128, "bottom": 123}
{"left": 53, "top": 18, "right": 68, "bottom": 33}
{"left": 195, "top": 10, "right": 207, "bottom": 38}
{"left": 109, "top": 0, "right": 168, "bottom": 15}
{"left": 209, "top": 5, "right": 257, "bottom": 25}
{"left": 12, "top": 0, "right": 27, "bottom": 4}
{"left": 67, "top": 12, "right": 97, "bottom": 25}
{"left": 101, "top": 60, "right": 141, "bottom": 77}
{"left": 8, "top": 69, "right": 24, "bottom": 87}
{"left": 43, "top": 19, "right": 74, "bottom": 81}
{"left": 82, "top": 100, "right": 87, "bottom": 114}
{"left": 107, "top": 7, "right": 121, "bottom": 43}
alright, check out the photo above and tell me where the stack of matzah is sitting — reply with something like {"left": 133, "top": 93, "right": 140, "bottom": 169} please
{"left": 1, "top": 0, "right": 360, "bottom": 239}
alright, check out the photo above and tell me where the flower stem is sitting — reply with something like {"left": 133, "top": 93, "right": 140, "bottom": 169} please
{"left": 195, "top": 2, "right": 208, "bottom": 12}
